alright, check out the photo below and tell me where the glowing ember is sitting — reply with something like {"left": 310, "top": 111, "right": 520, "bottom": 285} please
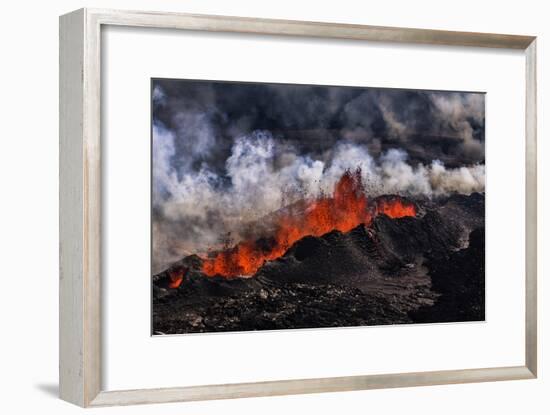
{"left": 201, "top": 169, "right": 416, "bottom": 278}
{"left": 168, "top": 268, "right": 186, "bottom": 288}
{"left": 375, "top": 197, "right": 417, "bottom": 218}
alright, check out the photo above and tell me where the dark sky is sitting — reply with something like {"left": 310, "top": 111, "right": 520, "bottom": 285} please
{"left": 152, "top": 78, "right": 485, "bottom": 176}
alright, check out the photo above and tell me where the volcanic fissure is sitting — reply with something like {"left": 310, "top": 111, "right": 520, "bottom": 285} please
{"left": 200, "top": 169, "right": 416, "bottom": 278}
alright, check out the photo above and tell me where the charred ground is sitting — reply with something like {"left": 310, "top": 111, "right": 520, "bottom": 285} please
{"left": 152, "top": 192, "right": 485, "bottom": 334}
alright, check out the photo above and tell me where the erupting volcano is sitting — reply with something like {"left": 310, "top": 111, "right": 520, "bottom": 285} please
{"left": 152, "top": 78, "right": 486, "bottom": 335}
{"left": 201, "top": 169, "right": 416, "bottom": 278}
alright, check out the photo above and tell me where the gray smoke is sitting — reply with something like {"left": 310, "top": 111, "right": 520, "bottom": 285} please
{"left": 152, "top": 126, "right": 484, "bottom": 273}
{"left": 153, "top": 81, "right": 485, "bottom": 171}
{"left": 151, "top": 81, "right": 485, "bottom": 272}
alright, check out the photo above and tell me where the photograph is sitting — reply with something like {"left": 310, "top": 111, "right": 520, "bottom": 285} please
{"left": 2, "top": 2, "right": 543, "bottom": 413}
{"left": 151, "top": 79, "right": 486, "bottom": 335}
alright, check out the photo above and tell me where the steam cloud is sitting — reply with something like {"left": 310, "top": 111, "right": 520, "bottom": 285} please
{"left": 152, "top": 81, "right": 485, "bottom": 273}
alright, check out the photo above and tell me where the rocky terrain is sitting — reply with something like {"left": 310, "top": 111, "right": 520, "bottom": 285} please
{"left": 152, "top": 192, "right": 485, "bottom": 334}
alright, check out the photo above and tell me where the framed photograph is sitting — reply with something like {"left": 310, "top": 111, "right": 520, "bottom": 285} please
{"left": 151, "top": 79, "right": 487, "bottom": 334}
{"left": 59, "top": 8, "right": 537, "bottom": 407}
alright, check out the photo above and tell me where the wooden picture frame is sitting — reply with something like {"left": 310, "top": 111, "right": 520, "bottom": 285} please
{"left": 59, "top": 8, "right": 537, "bottom": 407}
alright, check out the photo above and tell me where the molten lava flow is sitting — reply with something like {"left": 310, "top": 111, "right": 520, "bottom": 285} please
{"left": 201, "top": 169, "right": 416, "bottom": 278}
{"left": 168, "top": 268, "right": 186, "bottom": 288}
{"left": 375, "top": 197, "right": 417, "bottom": 218}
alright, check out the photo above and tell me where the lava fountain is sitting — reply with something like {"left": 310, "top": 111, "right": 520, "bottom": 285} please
{"left": 201, "top": 169, "right": 416, "bottom": 278}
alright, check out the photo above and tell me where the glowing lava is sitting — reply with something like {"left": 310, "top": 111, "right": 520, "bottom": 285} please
{"left": 201, "top": 169, "right": 416, "bottom": 278}
{"left": 375, "top": 196, "right": 417, "bottom": 218}
{"left": 167, "top": 268, "right": 186, "bottom": 288}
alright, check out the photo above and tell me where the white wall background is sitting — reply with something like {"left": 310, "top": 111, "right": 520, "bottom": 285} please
{"left": 0, "top": 0, "right": 546, "bottom": 414}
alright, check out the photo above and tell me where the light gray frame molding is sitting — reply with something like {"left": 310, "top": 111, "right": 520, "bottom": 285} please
{"left": 60, "top": 8, "right": 538, "bottom": 408}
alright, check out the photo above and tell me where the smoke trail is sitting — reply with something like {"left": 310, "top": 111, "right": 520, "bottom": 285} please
{"left": 152, "top": 128, "right": 484, "bottom": 273}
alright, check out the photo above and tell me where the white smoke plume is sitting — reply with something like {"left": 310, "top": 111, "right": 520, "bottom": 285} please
{"left": 152, "top": 127, "right": 484, "bottom": 273}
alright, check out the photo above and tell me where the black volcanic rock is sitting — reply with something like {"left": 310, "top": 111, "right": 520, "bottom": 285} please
{"left": 436, "top": 192, "right": 485, "bottom": 234}
{"left": 154, "top": 281, "right": 411, "bottom": 334}
{"left": 152, "top": 193, "right": 485, "bottom": 334}
{"left": 256, "top": 225, "right": 386, "bottom": 287}
{"left": 410, "top": 227, "right": 485, "bottom": 323}
{"left": 372, "top": 211, "right": 460, "bottom": 260}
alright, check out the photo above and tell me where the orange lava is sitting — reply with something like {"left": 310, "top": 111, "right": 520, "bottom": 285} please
{"left": 168, "top": 268, "right": 185, "bottom": 288}
{"left": 375, "top": 197, "right": 417, "bottom": 218}
{"left": 201, "top": 169, "right": 416, "bottom": 278}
